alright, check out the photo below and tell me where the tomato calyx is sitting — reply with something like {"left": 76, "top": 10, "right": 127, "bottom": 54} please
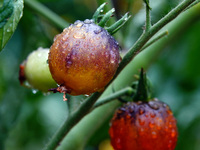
{"left": 92, "top": 3, "right": 131, "bottom": 35}
{"left": 48, "top": 84, "right": 71, "bottom": 101}
{"left": 133, "top": 68, "right": 150, "bottom": 102}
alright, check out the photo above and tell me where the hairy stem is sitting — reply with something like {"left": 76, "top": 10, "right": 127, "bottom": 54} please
{"left": 115, "top": 0, "right": 196, "bottom": 77}
{"left": 145, "top": 0, "right": 151, "bottom": 32}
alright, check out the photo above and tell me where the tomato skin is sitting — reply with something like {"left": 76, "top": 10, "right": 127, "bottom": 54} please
{"left": 48, "top": 20, "right": 120, "bottom": 95}
{"left": 109, "top": 99, "right": 178, "bottom": 150}
{"left": 19, "top": 48, "right": 57, "bottom": 92}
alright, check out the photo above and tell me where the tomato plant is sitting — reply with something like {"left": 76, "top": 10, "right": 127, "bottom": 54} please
{"left": 0, "top": 0, "right": 200, "bottom": 150}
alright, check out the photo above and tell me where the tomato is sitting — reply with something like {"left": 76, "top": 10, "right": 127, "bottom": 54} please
{"left": 48, "top": 20, "right": 120, "bottom": 95}
{"left": 109, "top": 99, "right": 178, "bottom": 150}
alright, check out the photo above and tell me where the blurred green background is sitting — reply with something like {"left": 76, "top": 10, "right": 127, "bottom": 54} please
{"left": 0, "top": 0, "right": 200, "bottom": 150}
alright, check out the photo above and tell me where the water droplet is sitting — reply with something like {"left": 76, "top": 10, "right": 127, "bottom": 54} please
{"left": 73, "top": 32, "right": 86, "bottom": 39}
{"left": 150, "top": 112, "right": 156, "bottom": 118}
{"left": 67, "top": 60, "right": 72, "bottom": 65}
{"left": 63, "top": 27, "right": 68, "bottom": 32}
{"left": 84, "top": 19, "right": 92, "bottom": 24}
{"left": 37, "top": 53, "right": 42, "bottom": 57}
{"left": 74, "top": 20, "right": 81, "bottom": 25}
{"left": 111, "top": 8, "right": 115, "bottom": 13}
{"left": 110, "top": 51, "right": 116, "bottom": 64}
{"left": 90, "top": 52, "right": 95, "bottom": 59}
{"left": 148, "top": 101, "right": 159, "bottom": 110}
{"left": 62, "top": 36, "right": 68, "bottom": 41}
{"left": 165, "top": 126, "right": 169, "bottom": 132}
{"left": 7, "top": 29, "right": 11, "bottom": 32}
{"left": 138, "top": 118, "right": 145, "bottom": 126}
{"left": 149, "top": 121, "right": 155, "bottom": 128}
{"left": 62, "top": 43, "right": 68, "bottom": 49}
{"left": 53, "top": 34, "right": 59, "bottom": 41}
{"left": 126, "top": 114, "right": 131, "bottom": 119}
{"left": 94, "top": 27, "right": 102, "bottom": 34}
{"left": 171, "top": 129, "right": 176, "bottom": 137}
{"left": 68, "top": 25, "right": 73, "bottom": 30}
{"left": 19, "top": 12, "right": 23, "bottom": 18}
{"left": 140, "top": 128, "right": 144, "bottom": 132}
{"left": 76, "top": 22, "right": 84, "bottom": 27}
{"left": 167, "top": 140, "right": 173, "bottom": 148}
{"left": 32, "top": 89, "right": 38, "bottom": 94}
{"left": 139, "top": 107, "right": 145, "bottom": 115}
{"left": 110, "top": 59, "right": 115, "bottom": 64}
{"left": 84, "top": 94, "right": 90, "bottom": 97}
{"left": 151, "top": 131, "right": 157, "bottom": 138}
{"left": 168, "top": 121, "right": 173, "bottom": 128}
{"left": 100, "top": 9, "right": 103, "bottom": 12}
{"left": 162, "top": 103, "right": 168, "bottom": 108}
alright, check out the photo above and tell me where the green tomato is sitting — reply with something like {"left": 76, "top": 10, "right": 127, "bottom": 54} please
{"left": 24, "top": 47, "right": 57, "bottom": 92}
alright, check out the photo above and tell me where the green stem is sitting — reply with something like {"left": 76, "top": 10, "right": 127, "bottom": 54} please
{"left": 93, "top": 87, "right": 135, "bottom": 109}
{"left": 142, "top": 30, "right": 168, "bottom": 50}
{"left": 115, "top": 0, "right": 196, "bottom": 77}
{"left": 44, "top": 92, "right": 102, "bottom": 150}
{"left": 185, "top": 0, "right": 200, "bottom": 10}
{"left": 24, "top": 0, "right": 69, "bottom": 30}
{"left": 145, "top": 0, "right": 151, "bottom": 32}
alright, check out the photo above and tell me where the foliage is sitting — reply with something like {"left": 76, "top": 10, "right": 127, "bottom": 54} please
{"left": 0, "top": 0, "right": 200, "bottom": 150}
{"left": 0, "top": 0, "right": 23, "bottom": 51}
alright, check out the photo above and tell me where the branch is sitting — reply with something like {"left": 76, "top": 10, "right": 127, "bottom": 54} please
{"left": 185, "top": 0, "right": 200, "bottom": 10}
{"left": 141, "top": 30, "right": 168, "bottom": 50}
{"left": 115, "top": 0, "right": 196, "bottom": 77}
{"left": 93, "top": 87, "right": 135, "bottom": 109}
{"left": 44, "top": 92, "right": 102, "bottom": 150}
{"left": 145, "top": 0, "right": 152, "bottom": 32}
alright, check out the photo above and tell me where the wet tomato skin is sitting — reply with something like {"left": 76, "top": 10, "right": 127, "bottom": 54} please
{"left": 48, "top": 20, "right": 120, "bottom": 95}
{"left": 109, "top": 99, "right": 178, "bottom": 150}
{"left": 21, "top": 48, "right": 57, "bottom": 92}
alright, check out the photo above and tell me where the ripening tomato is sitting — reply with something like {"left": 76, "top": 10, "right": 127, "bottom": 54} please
{"left": 48, "top": 19, "right": 120, "bottom": 95}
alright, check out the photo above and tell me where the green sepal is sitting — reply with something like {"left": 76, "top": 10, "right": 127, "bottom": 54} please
{"left": 98, "top": 8, "right": 115, "bottom": 27}
{"left": 133, "top": 68, "right": 151, "bottom": 102}
{"left": 92, "top": 2, "right": 107, "bottom": 24}
{"left": 106, "top": 12, "right": 131, "bottom": 35}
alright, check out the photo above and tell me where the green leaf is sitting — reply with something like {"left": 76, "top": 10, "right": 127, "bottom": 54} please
{"left": 0, "top": 0, "right": 24, "bottom": 52}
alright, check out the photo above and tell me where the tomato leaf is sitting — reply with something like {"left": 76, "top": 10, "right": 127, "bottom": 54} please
{"left": 0, "top": 0, "right": 24, "bottom": 52}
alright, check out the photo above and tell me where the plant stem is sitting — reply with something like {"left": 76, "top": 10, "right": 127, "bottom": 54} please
{"left": 186, "top": 0, "right": 200, "bottom": 10}
{"left": 145, "top": 0, "right": 151, "bottom": 32}
{"left": 44, "top": 92, "right": 102, "bottom": 150}
{"left": 24, "top": 0, "right": 69, "bottom": 30}
{"left": 93, "top": 87, "right": 135, "bottom": 109}
{"left": 115, "top": 0, "right": 196, "bottom": 77}
{"left": 141, "top": 30, "right": 168, "bottom": 50}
